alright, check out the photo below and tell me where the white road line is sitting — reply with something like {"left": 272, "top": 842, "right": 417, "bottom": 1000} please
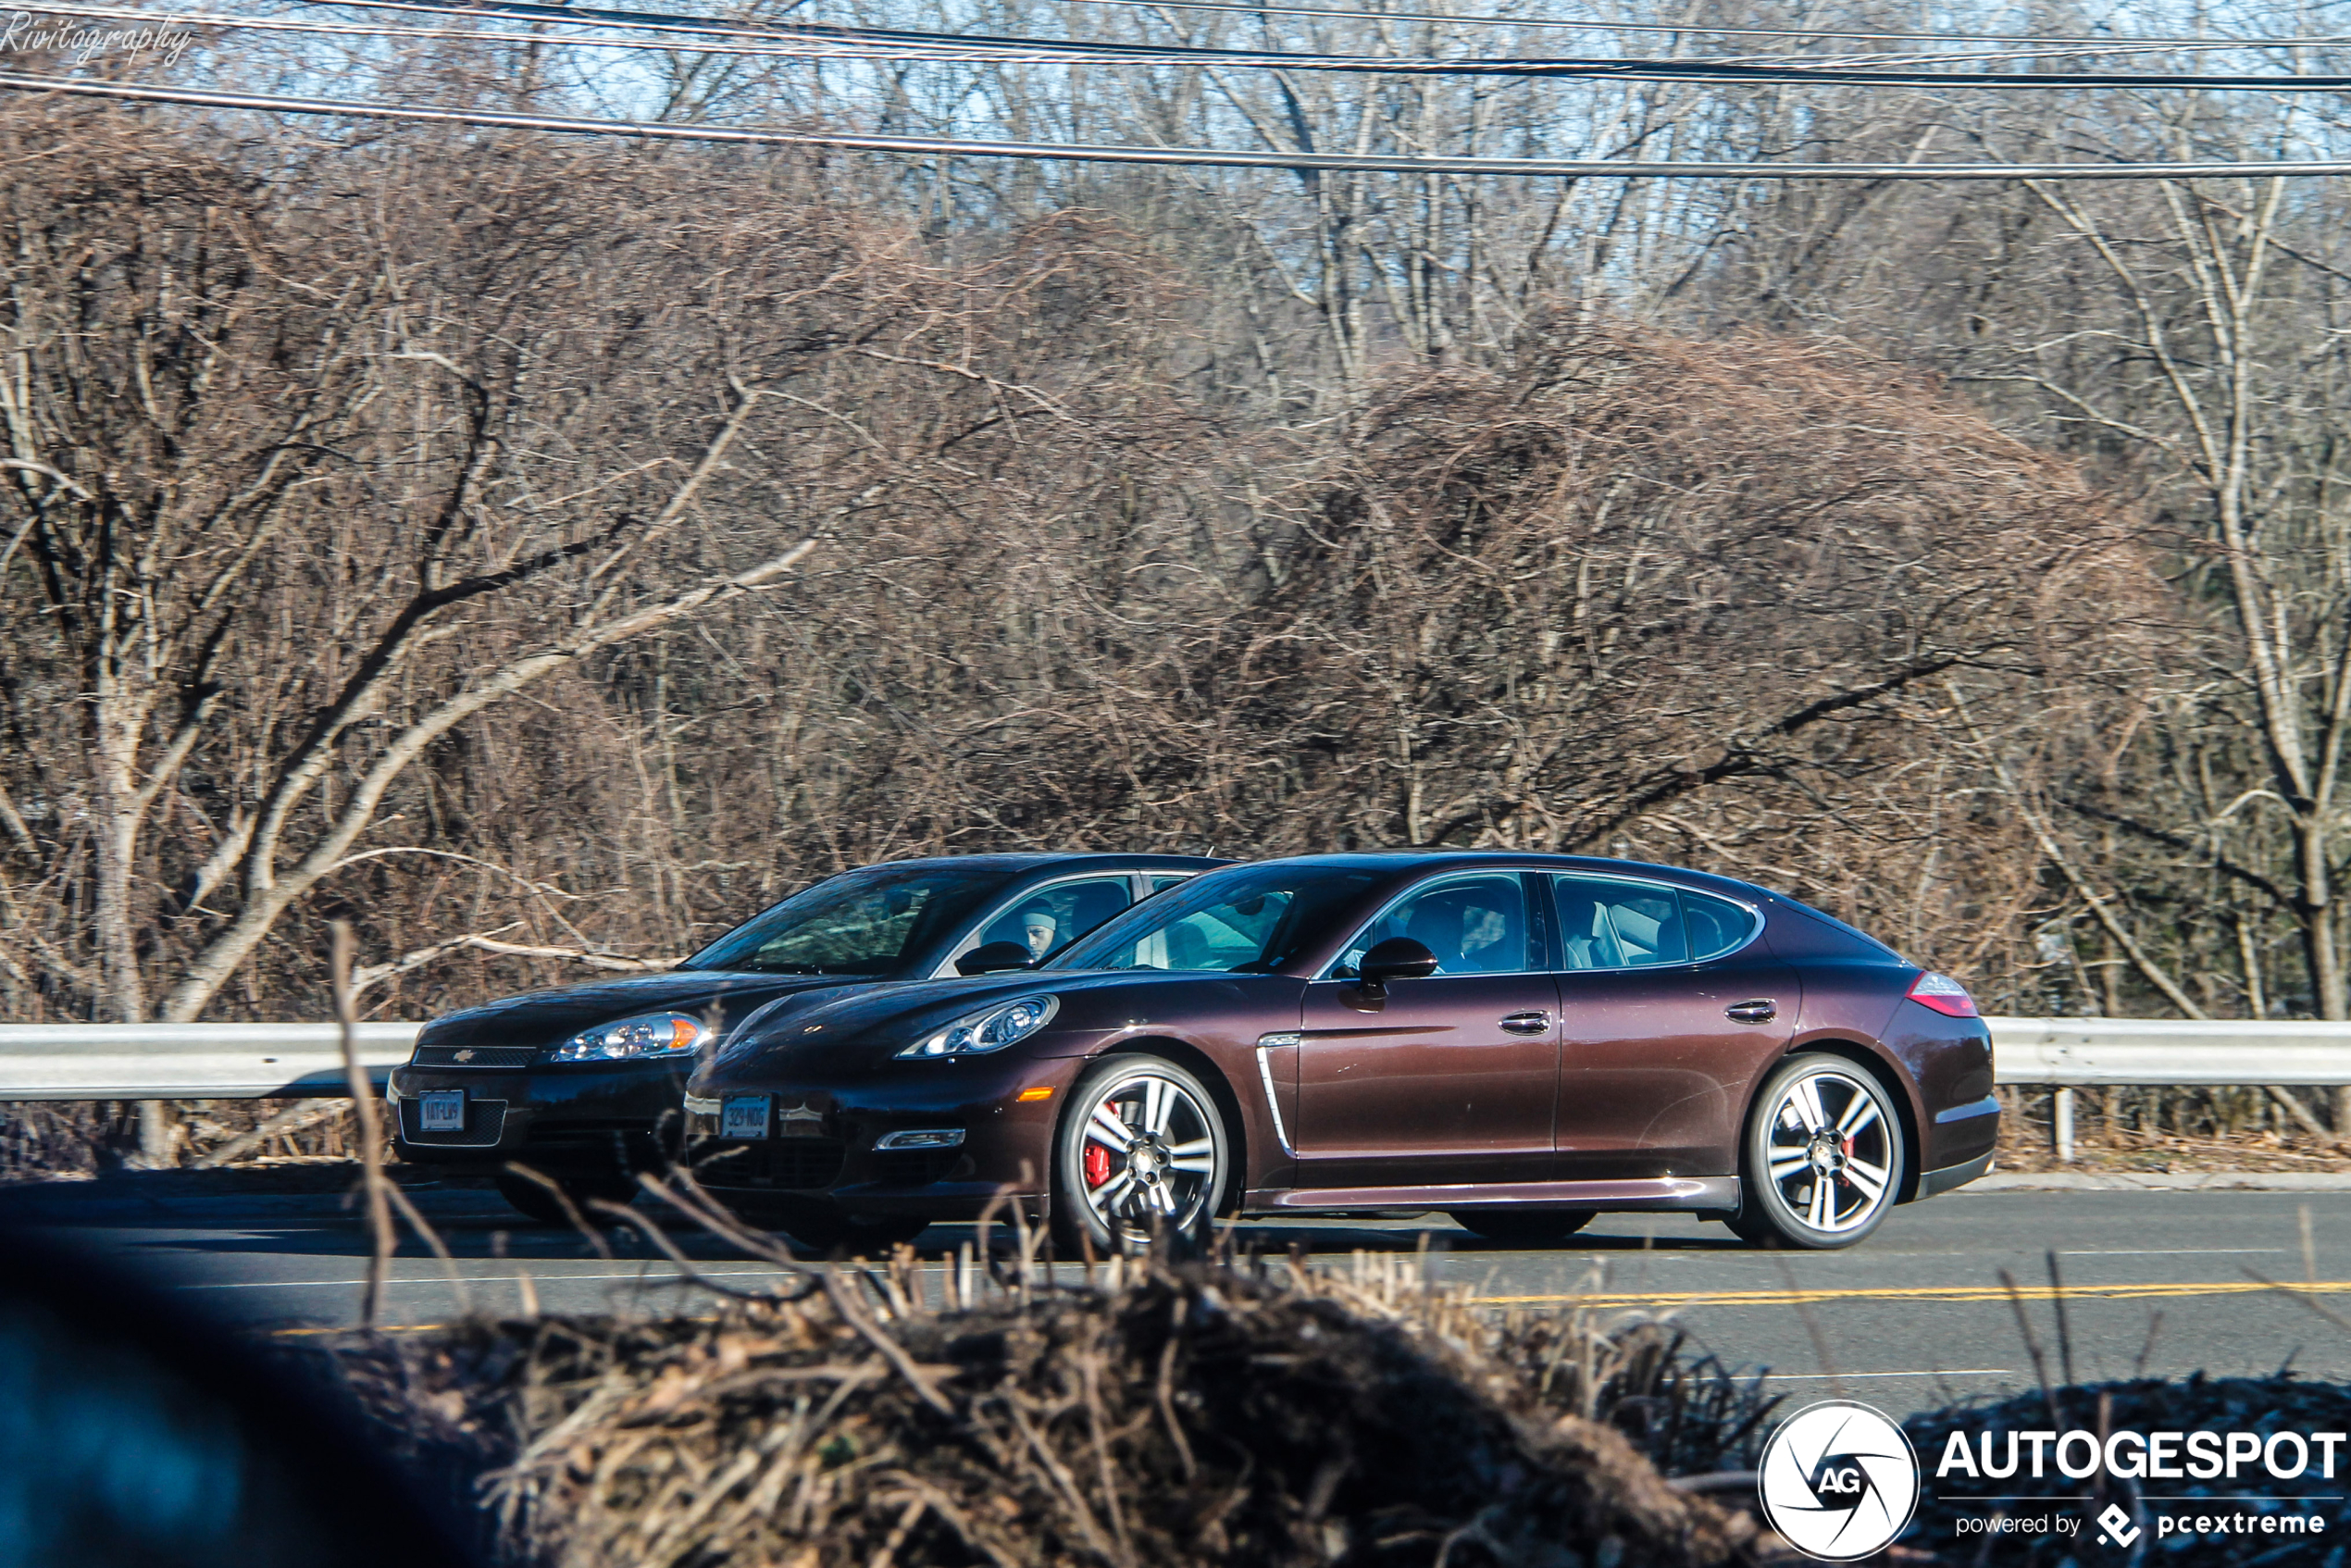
{"left": 1769, "top": 1369, "right": 2012, "bottom": 1379}
{"left": 2054, "top": 1248, "right": 2286, "bottom": 1255}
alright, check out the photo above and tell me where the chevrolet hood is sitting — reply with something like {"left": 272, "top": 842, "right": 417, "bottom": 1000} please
{"left": 416, "top": 970, "right": 869, "bottom": 1051}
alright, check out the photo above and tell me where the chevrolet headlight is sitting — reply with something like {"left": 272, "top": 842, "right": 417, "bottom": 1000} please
{"left": 551, "top": 1011, "right": 710, "bottom": 1062}
{"left": 899, "top": 995, "right": 1058, "bottom": 1059}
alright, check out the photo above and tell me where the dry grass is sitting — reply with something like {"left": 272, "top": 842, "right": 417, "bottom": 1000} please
{"left": 1992, "top": 1090, "right": 2351, "bottom": 1176}
{"left": 324, "top": 1228, "right": 1778, "bottom": 1568}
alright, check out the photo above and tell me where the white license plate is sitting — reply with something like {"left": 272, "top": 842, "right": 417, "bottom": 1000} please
{"left": 417, "top": 1090, "right": 465, "bottom": 1132}
{"left": 722, "top": 1094, "right": 770, "bottom": 1140}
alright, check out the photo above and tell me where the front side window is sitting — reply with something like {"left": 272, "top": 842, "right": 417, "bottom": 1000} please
{"left": 972, "top": 876, "right": 1138, "bottom": 964}
{"left": 681, "top": 864, "right": 1014, "bottom": 976}
{"left": 1550, "top": 876, "right": 1756, "bottom": 970}
{"left": 1051, "top": 865, "right": 1383, "bottom": 974}
{"left": 1336, "top": 874, "right": 1534, "bottom": 977}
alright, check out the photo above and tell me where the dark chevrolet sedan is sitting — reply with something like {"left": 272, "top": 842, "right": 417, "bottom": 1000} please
{"left": 388, "top": 852, "right": 1221, "bottom": 1225}
{"left": 684, "top": 852, "right": 1997, "bottom": 1253}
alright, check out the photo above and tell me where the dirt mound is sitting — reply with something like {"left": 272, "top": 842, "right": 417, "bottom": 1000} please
{"left": 330, "top": 1250, "right": 1772, "bottom": 1568}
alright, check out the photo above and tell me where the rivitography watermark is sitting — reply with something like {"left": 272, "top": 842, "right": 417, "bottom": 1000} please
{"left": 2, "top": 10, "right": 197, "bottom": 65}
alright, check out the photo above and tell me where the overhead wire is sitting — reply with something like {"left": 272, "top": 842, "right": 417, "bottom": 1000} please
{"left": 1029, "top": 0, "right": 2351, "bottom": 48}
{"left": 19, "top": 0, "right": 2287, "bottom": 70}
{"left": 12, "top": 68, "right": 2351, "bottom": 174}
{"left": 36, "top": 0, "right": 2338, "bottom": 84}
{"left": 19, "top": 0, "right": 1243, "bottom": 61}
{"left": 290, "top": 0, "right": 2351, "bottom": 70}
{"left": 303, "top": 0, "right": 2351, "bottom": 50}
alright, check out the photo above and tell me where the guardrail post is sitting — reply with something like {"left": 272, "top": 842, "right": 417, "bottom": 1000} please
{"left": 2053, "top": 1087, "right": 2075, "bottom": 1163}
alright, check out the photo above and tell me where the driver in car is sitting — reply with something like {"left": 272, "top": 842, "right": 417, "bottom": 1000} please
{"left": 1020, "top": 907, "right": 1060, "bottom": 962}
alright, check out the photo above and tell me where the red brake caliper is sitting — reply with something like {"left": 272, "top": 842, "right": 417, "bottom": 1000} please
{"left": 1083, "top": 1141, "right": 1113, "bottom": 1188}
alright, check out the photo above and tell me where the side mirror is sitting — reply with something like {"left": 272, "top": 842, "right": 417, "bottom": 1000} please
{"left": 1359, "top": 936, "right": 1439, "bottom": 989}
{"left": 956, "top": 940, "right": 1035, "bottom": 977}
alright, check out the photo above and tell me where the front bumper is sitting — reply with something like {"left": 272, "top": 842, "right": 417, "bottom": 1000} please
{"left": 387, "top": 1055, "right": 697, "bottom": 1175}
{"left": 683, "top": 1051, "right": 1086, "bottom": 1218}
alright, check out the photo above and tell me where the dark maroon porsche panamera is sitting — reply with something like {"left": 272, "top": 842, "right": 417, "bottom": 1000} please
{"left": 683, "top": 853, "right": 1997, "bottom": 1252}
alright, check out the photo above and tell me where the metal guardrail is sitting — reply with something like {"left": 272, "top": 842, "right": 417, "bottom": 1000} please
{"left": 0, "top": 1023, "right": 420, "bottom": 1101}
{"left": 0, "top": 1015, "right": 2347, "bottom": 1102}
{"left": 1986, "top": 1016, "right": 2351, "bottom": 1087}
{"left": 1984, "top": 1016, "right": 2351, "bottom": 1164}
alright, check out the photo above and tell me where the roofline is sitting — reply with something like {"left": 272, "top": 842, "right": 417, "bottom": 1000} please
{"left": 1212, "top": 849, "right": 1780, "bottom": 902}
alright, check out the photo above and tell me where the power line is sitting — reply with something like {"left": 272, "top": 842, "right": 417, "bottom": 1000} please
{"left": 13, "top": 68, "right": 2351, "bottom": 175}
{"left": 301, "top": 0, "right": 2351, "bottom": 52}
{"left": 1048, "top": 0, "right": 2351, "bottom": 49}
{"left": 27, "top": 0, "right": 1233, "bottom": 63}
{"left": 27, "top": 0, "right": 2263, "bottom": 72}
{"left": 223, "top": 0, "right": 2351, "bottom": 85}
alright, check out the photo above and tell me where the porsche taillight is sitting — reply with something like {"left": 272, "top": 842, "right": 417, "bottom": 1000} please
{"left": 1906, "top": 970, "right": 1979, "bottom": 1018}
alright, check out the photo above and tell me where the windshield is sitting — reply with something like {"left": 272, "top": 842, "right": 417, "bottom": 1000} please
{"left": 1048, "top": 864, "right": 1382, "bottom": 974}
{"left": 680, "top": 863, "right": 1015, "bottom": 976}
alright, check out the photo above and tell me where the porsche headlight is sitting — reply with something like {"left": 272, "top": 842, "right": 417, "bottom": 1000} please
{"left": 899, "top": 995, "right": 1059, "bottom": 1059}
{"left": 550, "top": 1011, "right": 710, "bottom": 1062}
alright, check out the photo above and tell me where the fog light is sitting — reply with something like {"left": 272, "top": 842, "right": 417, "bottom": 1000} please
{"left": 875, "top": 1128, "right": 966, "bottom": 1151}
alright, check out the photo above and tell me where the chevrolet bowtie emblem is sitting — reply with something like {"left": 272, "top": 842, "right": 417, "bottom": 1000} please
{"left": 453, "top": 1049, "right": 475, "bottom": 1064}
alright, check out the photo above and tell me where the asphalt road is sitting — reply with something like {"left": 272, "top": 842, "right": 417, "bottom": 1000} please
{"left": 7, "top": 1175, "right": 2347, "bottom": 1418}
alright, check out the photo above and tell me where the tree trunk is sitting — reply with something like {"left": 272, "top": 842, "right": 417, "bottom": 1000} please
{"left": 92, "top": 699, "right": 180, "bottom": 1167}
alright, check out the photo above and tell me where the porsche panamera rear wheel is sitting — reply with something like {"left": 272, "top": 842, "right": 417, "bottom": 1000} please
{"left": 1728, "top": 1052, "right": 1907, "bottom": 1250}
{"left": 1052, "top": 1056, "right": 1227, "bottom": 1256}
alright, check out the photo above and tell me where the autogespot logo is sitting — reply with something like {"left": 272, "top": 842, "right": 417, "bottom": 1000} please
{"left": 1760, "top": 1400, "right": 1922, "bottom": 1562}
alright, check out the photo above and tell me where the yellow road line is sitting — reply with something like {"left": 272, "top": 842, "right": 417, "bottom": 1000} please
{"left": 261, "top": 1278, "right": 2351, "bottom": 1334}
{"left": 1474, "top": 1279, "right": 2351, "bottom": 1309}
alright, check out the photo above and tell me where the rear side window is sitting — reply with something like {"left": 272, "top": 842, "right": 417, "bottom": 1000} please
{"left": 1549, "top": 877, "right": 1757, "bottom": 970}
{"left": 1680, "top": 889, "right": 1757, "bottom": 962}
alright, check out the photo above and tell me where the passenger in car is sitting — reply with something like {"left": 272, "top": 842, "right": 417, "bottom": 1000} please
{"left": 1460, "top": 904, "right": 1512, "bottom": 969}
{"left": 1401, "top": 882, "right": 1522, "bottom": 974}
{"left": 1557, "top": 888, "right": 1623, "bottom": 970}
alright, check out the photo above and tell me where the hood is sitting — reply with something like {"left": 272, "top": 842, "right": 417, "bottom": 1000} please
{"left": 416, "top": 970, "right": 871, "bottom": 1051}
{"left": 693, "top": 968, "right": 1270, "bottom": 1089}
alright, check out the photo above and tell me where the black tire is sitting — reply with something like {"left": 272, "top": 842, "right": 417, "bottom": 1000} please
{"left": 1051, "top": 1055, "right": 1229, "bottom": 1257}
{"left": 1725, "top": 1052, "right": 1908, "bottom": 1251}
{"left": 495, "top": 1168, "right": 639, "bottom": 1226}
{"left": 768, "top": 1202, "right": 931, "bottom": 1257}
{"left": 1447, "top": 1209, "right": 1595, "bottom": 1245}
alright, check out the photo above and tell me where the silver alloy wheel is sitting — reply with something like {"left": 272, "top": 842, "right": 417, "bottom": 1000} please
{"left": 1759, "top": 1067, "right": 1897, "bottom": 1235}
{"left": 1072, "top": 1064, "right": 1221, "bottom": 1248}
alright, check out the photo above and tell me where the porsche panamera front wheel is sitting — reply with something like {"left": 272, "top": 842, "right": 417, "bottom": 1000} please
{"left": 1051, "top": 1056, "right": 1228, "bottom": 1256}
{"left": 1728, "top": 1053, "right": 1907, "bottom": 1251}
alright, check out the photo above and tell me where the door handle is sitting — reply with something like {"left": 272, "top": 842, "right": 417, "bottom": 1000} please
{"left": 1499, "top": 1011, "right": 1552, "bottom": 1035}
{"left": 1726, "top": 999, "right": 1777, "bottom": 1025}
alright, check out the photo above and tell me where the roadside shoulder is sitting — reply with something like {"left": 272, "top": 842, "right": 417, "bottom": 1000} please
{"left": 1960, "top": 1170, "right": 2351, "bottom": 1192}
